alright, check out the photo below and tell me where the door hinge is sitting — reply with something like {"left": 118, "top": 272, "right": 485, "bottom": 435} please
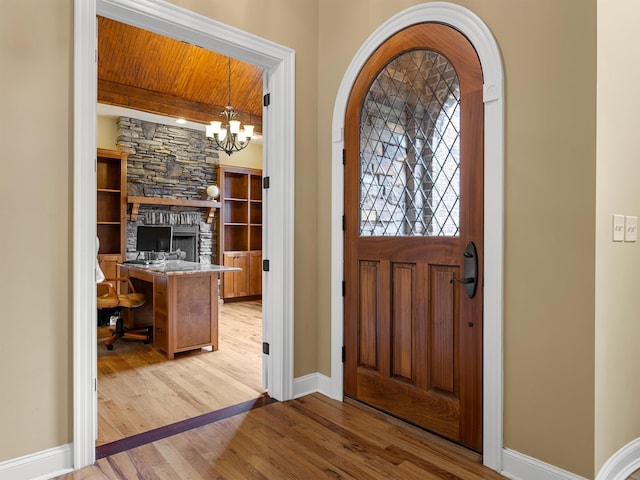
{"left": 342, "top": 149, "right": 346, "bottom": 165}
{"left": 263, "top": 176, "right": 270, "bottom": 189}
{"left": 263, "top": 259, "right": 270, "bottom": 272}
{"left": 263, "top": 342, "right": 270, "bottom": 355}
{"left": 342, "top": 281, "right": 346, "bottom": 297}
{"left": 342, "top": 215, "right": 345, "bottom": 231}
{"left": 342, "top": 346, "right": 345, "bottom": 363}
{"left": 264, "top": 93, "right": 271, "bottom": 107}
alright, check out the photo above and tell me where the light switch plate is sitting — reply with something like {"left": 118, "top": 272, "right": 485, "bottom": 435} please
{"left": 613, "top": 214, "right": 625, "bottom": 242}
{"left": 625, "top": 216, "right": 638, "bottom": 242}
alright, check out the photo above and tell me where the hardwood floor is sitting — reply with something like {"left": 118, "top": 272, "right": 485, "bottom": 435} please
{"left": 85, "top": 299, "right": 606, "bottom": 479}
{"left": 97, "top": 300, "right": 264, "bottom": 445}
{"left": 57, "top": 393, "right": 508, "bottom": 480}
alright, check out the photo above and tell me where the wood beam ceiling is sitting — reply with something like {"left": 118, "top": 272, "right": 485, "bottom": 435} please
{"left": 97, "top": 16, "right": 263, "bottom": 134}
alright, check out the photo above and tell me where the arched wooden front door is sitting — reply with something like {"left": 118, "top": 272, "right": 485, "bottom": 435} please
{"left": 344, "top": 22, "right": 484, "bottom": 452}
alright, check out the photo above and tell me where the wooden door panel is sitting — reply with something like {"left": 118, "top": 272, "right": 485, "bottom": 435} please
{"left": 355, "top": 368, "right": 460, "bottom": 441}
{"left": 357, "top": 260, "right": 379, "bottom": 370}
{"left": 429, "top": 265, "right": 458, "bottom": 395}
{"left": 391, "top": 263, "right": 414, "bottom": 382}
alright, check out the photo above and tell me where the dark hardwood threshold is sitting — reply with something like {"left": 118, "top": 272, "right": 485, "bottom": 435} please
{"left": 96, "top": 394, "right": 277, "bottom": 459}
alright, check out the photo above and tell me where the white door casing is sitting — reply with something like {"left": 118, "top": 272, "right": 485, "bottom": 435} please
{"left": 73, "top": 0, "right": 295, "bottom": 468}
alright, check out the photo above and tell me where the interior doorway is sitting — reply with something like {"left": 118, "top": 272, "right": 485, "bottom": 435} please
{"left": 94, "top": 14, "right": 268, "bottom": 448}
{"left": 74, "top": 0, "right": 295, "bottom": 468}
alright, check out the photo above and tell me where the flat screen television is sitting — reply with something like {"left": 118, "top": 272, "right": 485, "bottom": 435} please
{"left": 136, "top": 225, "right": 173, "bottom": 252}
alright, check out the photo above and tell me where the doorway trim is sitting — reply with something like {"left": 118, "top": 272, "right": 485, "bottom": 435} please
{"left": 73, "top": 0, "right": 295, "bottom": 469}
{"left": 329, "top": 2, "right": 504, "bottom": 472}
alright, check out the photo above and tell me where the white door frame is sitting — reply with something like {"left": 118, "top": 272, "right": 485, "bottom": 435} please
{"left": 328, "top": 3, "right": 505, "bottom": 472}
{"left": 73, "top": 0, "right": 295, "bottom": 468}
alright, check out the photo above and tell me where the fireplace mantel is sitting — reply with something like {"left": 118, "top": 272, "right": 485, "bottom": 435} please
{"left": 128, "top": 196, "right": 221, "bottom": 224}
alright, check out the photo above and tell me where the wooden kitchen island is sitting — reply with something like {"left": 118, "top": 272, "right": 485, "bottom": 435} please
{"left": 118, "top": 260, "right": 240, "bottom": 359}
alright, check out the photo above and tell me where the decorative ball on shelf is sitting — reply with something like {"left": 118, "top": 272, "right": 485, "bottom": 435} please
{"left": 206, "top": 184, "right": 220, "bottom": 199}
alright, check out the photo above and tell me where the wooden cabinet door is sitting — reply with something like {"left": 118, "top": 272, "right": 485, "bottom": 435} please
{"left": 222, "top": 252, "right": 249, "bottom": 299}
{"left": 249, "top": 251, "right": 262, "bottom": 296}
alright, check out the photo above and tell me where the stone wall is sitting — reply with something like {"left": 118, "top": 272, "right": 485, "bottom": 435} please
{"left": 117, "top": 117, "right": 220, "bottom": 263}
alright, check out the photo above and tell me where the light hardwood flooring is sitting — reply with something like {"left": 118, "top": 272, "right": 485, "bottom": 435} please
{"left": 97, "top": 300, "right": 264, "bottom": 445}
{"left": 84, "top": 300, "right": 627, "bottom": 480}
{"left": 58, "top": 393, "right": 508, "bottom": 480}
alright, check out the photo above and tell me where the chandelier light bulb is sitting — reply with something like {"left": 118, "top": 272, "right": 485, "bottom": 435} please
{"left": 229, "top": 120, "right": 241, "bottom": 135}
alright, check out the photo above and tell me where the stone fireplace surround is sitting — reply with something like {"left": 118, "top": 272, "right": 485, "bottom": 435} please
{"left": 118, "top": 116, "right": 220, "bottom": 263}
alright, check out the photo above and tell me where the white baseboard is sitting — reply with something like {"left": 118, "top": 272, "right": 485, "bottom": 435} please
{"left": 292, "top": 372, "right": 333, "bottom": 399}
{"left": 596, "top": 437, "right": 640, "bottom": 480}
{"left": 502, "top": 448, "right": 588, "bottom": 480}
{"left": 0, "top": 444, "right": 73, "bottom": 480}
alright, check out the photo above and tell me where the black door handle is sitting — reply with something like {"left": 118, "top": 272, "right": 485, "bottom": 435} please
{"left": 449, "top": 242, "right": 478, "bottom": 298}
{"left": 451, "top": 277, "right": 474, "bottom": 285}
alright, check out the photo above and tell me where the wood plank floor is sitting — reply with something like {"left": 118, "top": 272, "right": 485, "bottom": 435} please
{"left": 97, "top": 300, "right": 264, "bottom": 445}
{"left": 57, "top": 393, "right": 508, "bottom": 480}
{"left": 89, "top": 300, "right": 631, "bottom": 480}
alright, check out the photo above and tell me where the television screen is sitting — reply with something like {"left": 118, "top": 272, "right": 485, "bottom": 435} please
{"left": 136, "top": 226, "right": 173, "bottom": 252}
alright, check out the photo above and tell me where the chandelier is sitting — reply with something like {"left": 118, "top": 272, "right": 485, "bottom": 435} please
{"left": 206, "top": 57, "right": 254, "bottom": 156}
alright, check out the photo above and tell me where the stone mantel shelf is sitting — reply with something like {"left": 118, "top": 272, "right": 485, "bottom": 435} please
{"left": 128, "top": 196, "right": 221, "bottom": 224}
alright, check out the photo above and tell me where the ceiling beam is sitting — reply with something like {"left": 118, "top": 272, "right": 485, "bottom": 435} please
{"left": 98, "top": 79, "right": 263, "bottom": 134}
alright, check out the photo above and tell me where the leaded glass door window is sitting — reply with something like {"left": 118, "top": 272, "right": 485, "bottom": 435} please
{"left": 359, "top": 50, "right": 460, "bottom": 237}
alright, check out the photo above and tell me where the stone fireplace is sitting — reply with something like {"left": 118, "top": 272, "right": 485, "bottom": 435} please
{"left": 118, "top": 116, "right": 220, "bottom": 264}
{"left": 126, "top": 215, "right": 213, "bottom": 263}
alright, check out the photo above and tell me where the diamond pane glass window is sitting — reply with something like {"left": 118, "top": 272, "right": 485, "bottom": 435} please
{"left": 359, "top": 50, "right": 460, "bottom": 237}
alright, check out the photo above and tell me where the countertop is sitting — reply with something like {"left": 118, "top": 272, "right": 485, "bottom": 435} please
{"left": 118, "top": 259, "right": 241, "bottom": 275}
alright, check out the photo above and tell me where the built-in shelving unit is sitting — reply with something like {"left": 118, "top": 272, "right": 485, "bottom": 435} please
{"left": 218, "top": 165, "right": 262, "bottom": 301}
{"left": 97, "top": 148, "right": 128, "bottom": 280}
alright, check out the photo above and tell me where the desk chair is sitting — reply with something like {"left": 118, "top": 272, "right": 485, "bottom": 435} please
{"left": 97, "top": 276, "right": 151, "bottom": 350}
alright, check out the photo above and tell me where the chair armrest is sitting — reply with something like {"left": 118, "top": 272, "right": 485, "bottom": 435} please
{"left": 103, "top": 277, "right": 139, "bottom": 293}
{"left": 97, "top": 280, "right": 120, "bottom": 308}
{"left": 98, "top": 280, "right": 118, "bottom": 297}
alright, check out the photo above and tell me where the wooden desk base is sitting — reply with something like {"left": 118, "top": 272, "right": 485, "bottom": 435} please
{"left": 122, "top": 266, "right": 219, "bottom": 359}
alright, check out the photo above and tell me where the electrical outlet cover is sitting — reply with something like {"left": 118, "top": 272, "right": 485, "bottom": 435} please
{"left": 613, "top": 214, "right": 625, "bottom": 242}
{"left": 625, "top": 216, "right": 638, "bottom": 242}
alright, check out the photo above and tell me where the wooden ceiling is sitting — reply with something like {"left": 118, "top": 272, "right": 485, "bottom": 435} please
{"left": 97, "top": 16, "right": 264, "bottom": 133}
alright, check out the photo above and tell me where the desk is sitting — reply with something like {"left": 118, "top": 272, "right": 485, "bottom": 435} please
{"left": 119, "top": 260, "right": 240, "bottom": 359}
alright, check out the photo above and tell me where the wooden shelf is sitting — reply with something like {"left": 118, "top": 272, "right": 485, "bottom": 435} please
{"left": 128, "top": 196, "right": 221, "bottom": 223}
{"left": 219, "top": 165, "right": 262, "bottom": 300}
{"left": 97, "top": 148, "right": 127, "bottom": 260}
